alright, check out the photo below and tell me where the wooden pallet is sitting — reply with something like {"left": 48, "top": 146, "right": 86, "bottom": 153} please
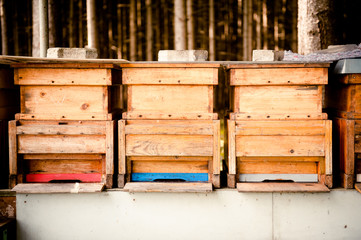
{"left": 12, "top": 63, "right": 122, "bottom": 121}
{"left": 226, "top": 63, "right": 329, "bottom": 120}
{"left": 120, "top": 63, "right": 220, "bottom": 120}
{"left": 227, "top": 120, "right": 333, "bottom": 190}
{"left": 8, "top": 120, "right": 115, "bottom": 189}
{"left": 118, "top": 120, "right": 221, "bottom": 190}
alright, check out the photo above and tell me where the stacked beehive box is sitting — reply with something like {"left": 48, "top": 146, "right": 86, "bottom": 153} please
{"left": 326, "top": 58, "right": 361, "bottom": 191}
{"left": 0, "top": 65, "right": 19, "bottom": 188}
{"left": 9, "top": 63, "right": 122, "bottom": 190}
{"left": 226, "top": 62, "right": 332, "bottom": 192}
{"left": 119, "top": 63, "right": 221, "bottom": 192}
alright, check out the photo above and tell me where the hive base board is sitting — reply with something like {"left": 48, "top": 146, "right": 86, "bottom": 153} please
{"left": 237, "top": 182, "right": 330, "bottom": 193}
{"left": 12, "top": 183, "right": 105, "bottom": 193}
{"left": 123, "top": 182, "right": 213, "bottom": 193}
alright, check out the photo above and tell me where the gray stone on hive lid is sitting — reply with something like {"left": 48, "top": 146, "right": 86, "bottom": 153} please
{"left": 158, "top": 50, "right": 208, "bottom": 61}
{"left": 47, "top": 48, "right": 98, "bottom": 59}
{"left": 252, "top": 50, "right": 284, "bottom": 61}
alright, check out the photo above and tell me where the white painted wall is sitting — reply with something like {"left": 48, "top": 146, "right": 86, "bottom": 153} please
{"left": 16, "top": 189, "right": 361, "bottom": 240}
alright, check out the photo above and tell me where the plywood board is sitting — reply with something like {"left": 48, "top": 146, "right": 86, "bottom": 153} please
{"left": 12, "top": 183, "right": 105, "bottom": 193}
{"left": 237, "top": 182, "right": 330, "bottom": 192}
{"left": 123, "top": 182, "right": 213, "bottom": 193}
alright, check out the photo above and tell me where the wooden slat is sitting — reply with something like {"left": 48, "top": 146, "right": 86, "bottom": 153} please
{"left": 123, "top": 112, "right": 218, "bottom": 120}
{"left": 230, "top": 68, "right": 328, "bottom": 85}
{"left": 336, "top": 118, "right": 355, "bottom": 175}
{"left": 18, "top": 135, "right": 106, "bottom": 154}
{"left": 238, "top": 156, "right": 324, "bottom": 162}
{"left": 12, "top": 63, "right": 121, "bottom": 69}
{"left": 15, "top": 68, "right": 112, "bottom": 85}
{"left": 118, "top": 120, "right": 126, "bottom": 175}
{"left": 239, "top": 174, "right": 318, "bottom": 182}
{"left": 125, "top": 119, "right": 215, "bottom": 125}
{"left": 230, "top": 112, "right": 327, "bottom": 120}
{"left": 237, "top": 182, "right": 330, "bottom": 192}
{"left": 105, "top": 121, "right": 114, "bottom": 175}
{"left": 325, "top": 120, "right": 332, "bottom": 175}
{"left": 125, "top": 124, "right": 213, "bottom": 135}
{"left": 16, "top": 113, "right": 113, "bottom": 121}
{"left": 132, "top": 161, "right": 209, "bottom": 173}
{"left": 213, "top": 120, "right": 220, "bottom": 174}
{"left": 20, "top": 86, "right": 108, "bottom": 118}
{"left": 17, "top": 124, "right": 106, "bottom": 135}
{"left": 25, "top": 159, "right": 102, "bottom": 174}
{"left": 23, "top": 154, "right": 103, "bottom": 160}
{"left": 228, "top": 120, "right": 236, "bottom": 175}
{"left": 12, "top": 183, "right": 105, "bottom": 193}
{"left": 122, "top": 67, "right": 218, "bottom": 85}
{"left": 338, "top": 74, "right": 361, "bottom": 84}
{"left": 235, "top": 120, "right": 326, "bottom": 136}
{"left": 119, "top": 63, "right": 220, "bottom": 68}
{"left": 237, "top": 161, "right": 318, "bottom": 174}
{"left": 123, "top": 182, "right": 213, "bottom": 193}
{"left": 8, "top": 120, "right": 17, "bottom": 175}
{"left": 233, "top": 86, "right": 322, "bottom": 117}
{"left": 128, "top": 85, "right": 212, "bottom": 114}
{"left": 126, "top": 135, "right": 213, "bottom": 156}
{"left": 236, "top": 135, "right": 325, "bottom": 157}
{"left": 128, "top": 156, "right": 212, "bottom": 161}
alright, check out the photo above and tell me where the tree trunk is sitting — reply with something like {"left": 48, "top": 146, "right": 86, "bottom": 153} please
{"left": 39, "top": 0, "right": 49, "bottom": 57}
{"left": 117, "top": 4, "right": 123, "bottom": 59}
{"left": 174, "top": 0, "right": 186, "bottom": 50}
{"left": 32, "top": 0, "right": 39, "bottom": 57}
{"left": 69, "top": 0, "right": 75, "bottom": 48}
{"left": 262, "top": 0, "right": 268, "bottom": 49}
{"left": 78, "top": 0, "right": 83, "bottom": 47}
{"left": 209, "top": 0, "right": 215, "bottom": 60}
{"left": 298, "top": 0, "right": 333, "bottom": 54}
{"left": 137, "top": 0, "right": 142, "bottom": 60}
{"left": 0, "top": 0, "right": 8, "bottom": 55}
{"left": 162, "top": 0, "right": 169, "bottom": 49}
{"left": 146, "top": 0, "right": 153, "bottom": 60}
{"left": 86, "top": 0, "right": 98, "bottom": 50}
{"left": 187, "top": 0, "right": 194, "bottom": 50}
{"left": 243, "top": 0, "right": 252, "bottom": 60}
{"left": 130, "top": 0, "right": 136, "bottom": 60}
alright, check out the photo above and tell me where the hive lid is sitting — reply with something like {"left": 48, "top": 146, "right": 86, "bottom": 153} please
{"left": 333, "top": 58, "right": 361, "bottom": 74}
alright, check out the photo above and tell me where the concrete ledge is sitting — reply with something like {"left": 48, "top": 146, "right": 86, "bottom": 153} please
{"left": 16, "top": 189, "right": 361, "bottom": 240}
{"left": 47, "top": 48, "right": 98, "bottom": 59}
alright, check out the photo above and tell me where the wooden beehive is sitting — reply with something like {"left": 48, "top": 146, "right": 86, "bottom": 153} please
{"left": 226, "top": 63, "right": 329, "bottom": 120}
{"left": 227, "top": 120, "right": 332, "bottom": 192}
{"left": 0, "top": 65, "right": 19, "bottom": 188}
{"left": 8, "top": 120, "right": 115, "bottom": 189}
{"left": 119, "top": 120, "right": 220, "bottom": 192}
{"left": 325, "top": 60, "right": 361, "bottom": 190}
{"left": 120, "top": 63, "right": 220, "bottom": 120}
{"left": 12, "top": 63, "right": 122, "bottom": 121}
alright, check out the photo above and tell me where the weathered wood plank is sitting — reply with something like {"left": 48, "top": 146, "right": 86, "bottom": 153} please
{"left": 16, "top": 113, "right": 113, "bottom": 121}
{"left": 237, "top": 161, "right": 318, "bottom": 174}
{"left": 227, "top": 120, "right": 236, "bottom": 175}
{"left": 17, "top": 124, "right": 106, "bottom": 135}
{"left": 132, "top": 161, "right": 209, "bottom": 173}
{"left": 325, "top": 120, "right": 332, "bottom": 175}
{"left": 8, "top": 120, "right": 17, "bottom": 175}
{"left": 18, "top": 135, "right": 106, "bottom": 154}
{"left": 25, "top": 159, "right": 102, "bottom": 174}
{"left": 12, "top": 183, "right": 105, "bottom": 193}
{"left": 126, "top": 135, "right": 213, "bottom": 156}
{"left": 233, "top": 86, "right": 322, "bottom": 117}
{"left": 105, "top": 121, "right": 114, "bottom": 175}
{"left": 118, "top": 120, "right": 126, "bottom": 175}
{"left": 230, "top": 112, "right": 327, "bottom": 120}
{"left": 23, "top": 154, "right": 103, "bottom": 160}
{"left": 213, "top": 120, "right": 220, "bottom": 174}
{"left": 15, "top": 68, "right": 113, "bottom": 85}
{"left": 237, "top": 182, "right": 330, "bottom": 192}
{"left": 123, "top": 112, "right": 218, "bottom": 120}
{"left": 236, "top": 135, "right": 325, "bottom": 157}
{"left": 230, "top": 68, "right": 328, "bottom": 85}
{"left": 128, "top": 156, "right": 212, "bottom": 162}
{"left": 123, "top": 182, "right": 213, "bottom": 193}
{"left": 125, "top": 123, "right": 213, "bottom": 135}
{"left": 122, "top": 67, "right": 218, "bottom": 85}
{"left": 235, "top": 120, "right": 326, "bottom": 136}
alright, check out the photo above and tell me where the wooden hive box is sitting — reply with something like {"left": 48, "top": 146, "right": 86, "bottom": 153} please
{"left": 0, "top": 65, "right": 19, "bottom": 189}
{"left": 226, "top": 63, "right": 329, "bottom": 120}
{"left": 118, "top": 119, "right": 220, "bottom": 192}
{"left": 8, "top": 120, "right": 115, "bottom": 189}
{"left": 325, "top": 59, "right": 361, "bottom": 190}
{"left": 227, "top": 120, "right": 332, "bottom": 192}
{"left": 120, "top": 63, "right": 220, "bottom": 120}
{"left": 12, "top": 63, "right": 122, "bottom": 121}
